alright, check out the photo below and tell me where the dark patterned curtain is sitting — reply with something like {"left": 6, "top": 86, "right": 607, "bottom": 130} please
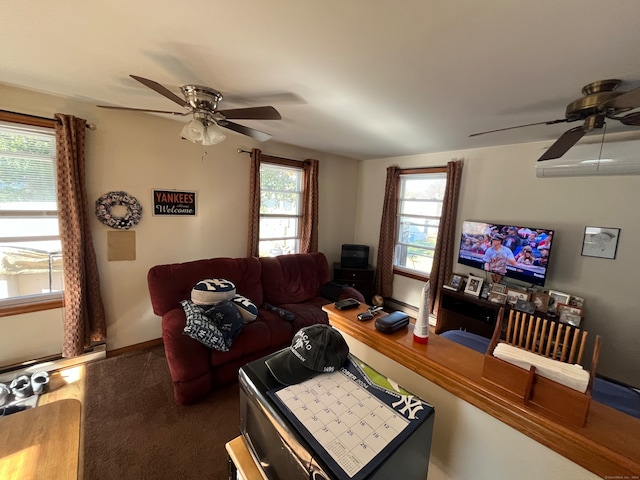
{"left": 54, "top": 114, "right": 106, "bottom": 357}
{"left": 246, "top": 148, "right": 262, "bottom": 257}
{"left": 300, "top": 159, "right": 319, "bottom": 253}
{"left": 374, "top": 166, "right": 400, "bottom": 298}
{"left": 429, "top": 159, "right": 464, "bottom": 313}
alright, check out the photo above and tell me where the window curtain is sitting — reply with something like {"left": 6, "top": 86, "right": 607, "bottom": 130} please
{"left": 54, "top": 114, "right": 106, "bottom": 357}
{"left": 374, "top": 166, "right": 400, "bottom": 298}
{"left": 299, "top": 159, "right": 319, "bottom": 253}
{"left": 429, "top": 159, "right": 464, "bottom": 313}
{"left": 246, "top": 148, "right": 262, "bottom": 257}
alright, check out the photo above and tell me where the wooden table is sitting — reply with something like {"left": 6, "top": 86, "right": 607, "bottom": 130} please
{"left": 225, "top": 436, "right": 266, "bottom": 480}
{"left": 0, "top": 398, "right": 81, "bottom": 480}
{"left": 323, "top": 303, "right": 640, "bottom": 479}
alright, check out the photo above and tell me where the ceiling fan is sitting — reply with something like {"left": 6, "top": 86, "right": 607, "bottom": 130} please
{"left": 470, "top": 79, "right": 640, "bottom": 161}
{"left": 97, "top": 75, "right": 281, "bottom": 144}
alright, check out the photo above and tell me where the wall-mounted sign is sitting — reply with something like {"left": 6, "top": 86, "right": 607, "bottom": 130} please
{"left": 152, "top": 189, "right": 197, "bottom": 216}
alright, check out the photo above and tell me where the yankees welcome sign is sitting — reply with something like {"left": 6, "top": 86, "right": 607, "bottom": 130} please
{"left": 152, "top": 189, "right": 197, "bottom": 216}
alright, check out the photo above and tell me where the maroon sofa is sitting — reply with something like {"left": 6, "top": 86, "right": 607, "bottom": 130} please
{"left": 147, "top": 252, "right": 365, "bottom": 404}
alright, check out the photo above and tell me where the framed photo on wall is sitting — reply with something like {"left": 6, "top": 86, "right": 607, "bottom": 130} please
{"left": 581, "top": 226, "right": 620, "bottom": 259}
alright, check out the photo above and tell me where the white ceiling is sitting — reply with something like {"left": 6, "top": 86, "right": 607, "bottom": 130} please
{"left": 3, "top": 1, "right": 640, "bottom": 160}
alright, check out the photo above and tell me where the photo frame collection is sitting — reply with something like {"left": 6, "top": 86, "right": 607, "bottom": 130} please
{"left": 444, "top": 273, "right": 585, "bottom": 321}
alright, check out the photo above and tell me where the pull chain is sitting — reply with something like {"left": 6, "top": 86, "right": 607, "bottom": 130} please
{"left": 201, "top": 146, "right": 208, "bottom": 162}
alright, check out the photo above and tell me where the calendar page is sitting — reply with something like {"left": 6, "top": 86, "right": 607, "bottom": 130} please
{"left": 267, "top": 356, "right": 433, "bottom": 480}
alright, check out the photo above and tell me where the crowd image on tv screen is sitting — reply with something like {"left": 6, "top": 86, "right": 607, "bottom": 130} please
{"left": 459, "top": 224, "right": 553, "bottom": 275}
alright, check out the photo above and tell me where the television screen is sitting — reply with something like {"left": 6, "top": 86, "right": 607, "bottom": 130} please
{"left": 458, "top": 220, "right": 554, "bottom": 286}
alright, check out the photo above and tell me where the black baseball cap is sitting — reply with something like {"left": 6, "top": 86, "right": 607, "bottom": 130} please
{"left": 265, "top": 324, "right": 349, "bottom": 385}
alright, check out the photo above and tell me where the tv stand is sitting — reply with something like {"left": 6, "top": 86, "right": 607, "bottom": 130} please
{"left": 436, "top": 288, "right": 562, "bottom": 339}
{"left": 436, "top": 289, "right": 500, "bottom": 338}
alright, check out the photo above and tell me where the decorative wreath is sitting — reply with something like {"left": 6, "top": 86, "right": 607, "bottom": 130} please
{"left": 95, "top": 191, "right": 142, "bottom": 230}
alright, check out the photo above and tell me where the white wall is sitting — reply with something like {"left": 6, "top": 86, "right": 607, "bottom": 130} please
{"left": 0, "top": 83, "right": 361, "bottom": 364}
{"left": 355, "top": 142, "right": 640, "bottom": 387}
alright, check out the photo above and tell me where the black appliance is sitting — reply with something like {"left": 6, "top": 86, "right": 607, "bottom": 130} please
{"left": 341, "top": 244, "right": 369, "bottom": 268}
{"left": 239, "top": 353, "right": 434, "bottom": 480}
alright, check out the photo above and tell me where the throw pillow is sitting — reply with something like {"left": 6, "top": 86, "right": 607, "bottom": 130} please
{"left": 231, "top": 294, "right": 258, "bottom": 323}
{"left": 191, "top": 278, "right": 236, "bottom": 305}
{"left": 202, "top": 300, "right": 244, "bottom": 348}
{"left": 181, "top": 300, "right": 229, "bottom": 351}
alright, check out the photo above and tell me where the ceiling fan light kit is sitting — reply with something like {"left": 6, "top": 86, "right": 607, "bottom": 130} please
{"left": 180, "top": 117, "right": 226, "bottom": 145}
{"left": 97, "top": 75, "right": 281, "bottom": 145}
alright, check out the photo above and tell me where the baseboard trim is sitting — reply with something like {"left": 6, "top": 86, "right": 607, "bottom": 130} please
{"left": 0, "top": 344, "right": 107, "bottom": 383}
{"left": 385, "top": 297, "right": 437, "bottom": 326}
{"left": 107, "top": 338, "right": 163, "bottom": 358}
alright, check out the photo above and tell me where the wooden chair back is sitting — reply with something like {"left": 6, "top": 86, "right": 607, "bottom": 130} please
{"left": 488, "top": 308, "right": 601, "bottom": 373}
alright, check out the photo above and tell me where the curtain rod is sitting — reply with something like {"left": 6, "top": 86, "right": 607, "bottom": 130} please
{"left": 0, "top": 110, "right": 96, "bottom": 130}
{"left": 236, "top": 148, "right": 307, "bottom": 164}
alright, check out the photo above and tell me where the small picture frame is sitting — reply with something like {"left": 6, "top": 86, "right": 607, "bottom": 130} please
{"left": 464, "top": 276, "right": 484, "bottom": 297}
{"left": 480, "top": 283, "right": 491, "bottom": 299}
{"left": 569, "top": 296, "right": 585, "bottom": 309}
{"left": 557, "top": 303, "right": 583, "bottom": 326}
{"left": 490, "top": 283, "right": 507, "bottom": 294}
{"left": 581, "top": 226, "right": 620, "bottom": 259}
{"left": 506, "top": 288, "right": 530, "bottom": 306}
{"left": 443, "top": 273, "right": 464, "bottom": 291}
{"left": 548, "top": 290, "right": 571, "bottom": 314}
{"left": 488, "top": 291, "right": 508, "bottom": 304}
{"left": 531, "top": 292, "right": 550, "bottom": 313}
{"left": 515, "top": 299, "right": 536, "bottom": 315}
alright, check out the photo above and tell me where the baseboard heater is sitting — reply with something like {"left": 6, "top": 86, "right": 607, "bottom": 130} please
{"left": 0, "top": 343, "right": 106, "bottom": 383}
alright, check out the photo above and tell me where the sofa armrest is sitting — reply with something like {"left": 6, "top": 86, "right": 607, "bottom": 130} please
{"left": 161, "top": 307, "right": 212, "bottom": 404}
{"left": 338, "top": 286, "right": 366, "bottom": 304}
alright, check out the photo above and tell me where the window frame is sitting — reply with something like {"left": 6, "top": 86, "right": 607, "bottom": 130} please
{"left": 0, "top": 111, "right": 64, "bottom": 316}
{"left": 392, "top": 166, "right": 448, "bottom": 281}
{"left": 258, "top": 156, "right": 305, "bottom": 257}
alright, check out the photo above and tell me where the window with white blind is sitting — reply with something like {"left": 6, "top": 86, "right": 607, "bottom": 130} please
{"left": 0, "top": 120, "right": 64, "bottom": 304}
{"left": 394, "top": 171, "right": 447, "bottom": 276}
{"left": 258, "top": 162, "right": 303, "bottom": 257}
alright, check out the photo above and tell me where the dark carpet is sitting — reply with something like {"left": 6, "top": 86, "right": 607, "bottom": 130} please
{"left": 83, "top": 345, "right": 240, "bottom": 480}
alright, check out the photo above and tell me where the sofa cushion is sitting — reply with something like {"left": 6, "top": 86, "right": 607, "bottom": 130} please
{"left": 278, "top": 297, "right": 331, "bottom": 332}
{"left": 209, "top": 308, "right": 295, "bottom": 368}
{"left": 259, "top": 252, "right": 330, "bottom": 306}
{"left": 148, "top": 256, "right": 263, "bottom": 316}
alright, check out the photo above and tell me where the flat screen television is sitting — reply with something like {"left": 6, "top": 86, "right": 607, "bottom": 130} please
{"left": 458, "top": 220, "right": 554, "bottom": 286}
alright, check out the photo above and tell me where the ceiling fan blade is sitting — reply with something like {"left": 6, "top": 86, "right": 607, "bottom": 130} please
{"left": 130, "top": 75, "right": 188, "bottom": 108}
{"left": 469, "top": 118, "right": 570, "bottom": 137}
{"left": 97, "top": 105, "right": 189, "bottom": 116}
{"left": 220, "top": 121, "right": 272, "bottom": 141}
{"left": 537, "top": 125, "right": 586, "bottom": 161}
{"left": 217, "top": 106, "right": 281, "bottom": 120}
{"left": 601, "top": 86, "right": 640, "bottom": 110}
{"left": 620, "top": 111, "right": 640, "bottom": 126}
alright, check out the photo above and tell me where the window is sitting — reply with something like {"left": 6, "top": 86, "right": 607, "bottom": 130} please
{"left": 258, "top": 162, "right": 303, "bottom": 257}
{"left": 394, "top": 169, "right": 447, "bottom": 276}
{"left": 0, "top": 118, "right": 64, "bottom": 306}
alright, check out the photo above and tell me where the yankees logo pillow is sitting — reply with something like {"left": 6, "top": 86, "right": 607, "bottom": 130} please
{"left": 191, "top": 278, "right": 236, "bottom": 305}
{"left": 231, "top": 294, "right": 258, "bottom": 323}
